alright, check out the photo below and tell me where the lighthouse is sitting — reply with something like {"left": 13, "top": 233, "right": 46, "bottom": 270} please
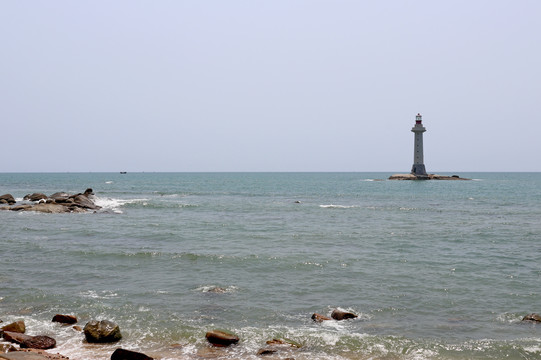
{"left": 410, "top": 113, "right": 427, "bottom": 176}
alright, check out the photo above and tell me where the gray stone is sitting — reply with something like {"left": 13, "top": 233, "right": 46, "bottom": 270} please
{"left": 23, "top": 193, "right": 48, "bottom": 202}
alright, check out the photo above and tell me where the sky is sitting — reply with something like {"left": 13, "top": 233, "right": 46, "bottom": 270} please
{"left": 1, "top": 1, "right": 540, "bottom": 172}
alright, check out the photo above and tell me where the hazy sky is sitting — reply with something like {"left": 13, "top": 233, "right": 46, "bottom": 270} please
{"left": 2, "top": 1, "right": 540, "bottom": 172}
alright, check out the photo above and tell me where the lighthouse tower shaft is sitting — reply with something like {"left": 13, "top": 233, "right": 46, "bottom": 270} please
{"left": 411, "top": 113, "right": 427, "bottom": 176}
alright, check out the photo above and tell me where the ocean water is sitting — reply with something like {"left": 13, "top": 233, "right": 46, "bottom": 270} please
{"left": 1, "top": 172, "right": 541, "bottom": 359}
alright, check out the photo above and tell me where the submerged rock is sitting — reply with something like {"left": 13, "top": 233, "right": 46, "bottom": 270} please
{"left": 522, "top": 313, "right": 541, "bottom": 322}
{"left": 52, "top": 314, "right": 78, "bottom": 325}
{"left": 205, "top": 329, "right": 239, "bottom": 347}
{"left": 311, "top": 313, "right": 331, "bottom": 322}
{"left": 331, "top": 309, "right": 358, "bottom": 320}
{"left": 83, "top": 320, "right": 122, "bottom": 343}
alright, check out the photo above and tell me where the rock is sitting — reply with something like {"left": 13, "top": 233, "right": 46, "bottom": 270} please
{"left": 2, "top": 348, "right": 70, "bottom": 359}
{"left": 70, "top": 194, "right": 100, "bottom": 210}
{"left": 2, "top": 331, "right": 33, "bottom": 344}
{"left": 7, "top": 205, "right": 33, "bottom": 212}
{"left": 311, "top": 313, "right": 331, "bottom": 322}
{"left": 52, "top": 314, "right": 78, "bottom": 325}
{"left": 257, "top": 348, "right": 277, "bottom": 355}
{"left": 522, "top": 313, "right": 541, "bottom": 322}
{"left": 265, "top": 338, "right": 301, "bottom": 348}
{"left": 111, "top": 348, "right": 154, "bottom": 360}
{"left": 49, "top": 192, "right": 71, "bottom": 201}
{"left": 1, "top": 321, "right": 26, "bottom": 334}
{"left": 83, "top": 320, "right": 122, "bottom": 343}
{"left": 0, "top": 343, "right": 17, "bottom": 352}
{"left": 23, "top": 193, "right": 48, "bottom": 202}
{"left": 72, "top": 326, "right": 82, "bottom": 332}
{"left": 205, "top": 330, "right": 239, "bottom": 347}
{"left": 331, "top": 309, "right": 358, "bottom": 321}
{"left": 0, "top": 194, "right": 16, "bottom": 205}
{"left": 20, "top": 336, "right": 56, "bottom": 350}
{"left": 389, "top": 173, "right": 470, "bottom": 180}
{"left": 25, "top": 203, "right": 72, "bottom": 214}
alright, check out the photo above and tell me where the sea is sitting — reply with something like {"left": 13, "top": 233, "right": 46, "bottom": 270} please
{"left": 1, "top": 172, "right": 541, "bottom": 360}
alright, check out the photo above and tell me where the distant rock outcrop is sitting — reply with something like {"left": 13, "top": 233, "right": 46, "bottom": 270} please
{"left": 0, "top": 188, "right": 101, "bottom": 213}
{"left": 389, "top": 173, "right": 470, "bottom": 180}
{"left": 0, "top": 194, "right": 16, "bottom": 205}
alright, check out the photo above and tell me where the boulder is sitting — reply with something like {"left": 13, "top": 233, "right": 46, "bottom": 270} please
{"left": 20, "top": 336, "right": 56, "bottom": 350}
{"left": 331, "top": 309, "right": 358, "bottom": 321}
{"left": 1, "top": 321, "right": 26, "bottom": 334}
{"left": 52, "top": 314, "right": 78, "bottom": 325}
{"left": 2, "top": 331, "right": 32, "bottom": 344}
{"left": 49, "top": 192, "right": 71, "bottom": 201}
{"left": 111, "top": 348, "right": 154, "bottom": 360}
{"left": 311, "top": 313, "right": 331, "bottom": 322}
{"left": 70, "top": 194, "right": 100, "bottom": 210}
{"left": 23, "top": 193, "right": 48, "bottom": 202}
{"left": 205, "top": 330, "right": 239, "bottom": 347}
{"left": 522, "top": 313, "right": 541, "bottom": 322}
{"left": 0, "top": 194, "right": 16, "bottom": 205}
{"left": 83, "top": 320, "right": 122, "bottom": 343}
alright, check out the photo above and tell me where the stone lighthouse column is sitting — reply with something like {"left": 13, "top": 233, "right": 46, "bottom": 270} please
{"left": 411, "top": 113, "right": 427, "bottom": 177}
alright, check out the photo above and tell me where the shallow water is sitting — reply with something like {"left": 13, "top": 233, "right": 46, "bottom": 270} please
{"left": 1, "top": 172, "right": 541, "bottom": 359}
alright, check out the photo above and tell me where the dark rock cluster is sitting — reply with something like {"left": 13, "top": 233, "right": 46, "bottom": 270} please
{"left": 0, "top": 316, "right": 152, "bottom": 360}
{"left": 0, "top": 188, "right": 100, "bottom": 213}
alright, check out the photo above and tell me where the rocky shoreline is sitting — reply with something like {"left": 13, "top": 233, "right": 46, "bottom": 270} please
{"left": 0, "top": 189, "right": 100, "bottom": 213}
{"left": 2, "top": 308, "right": 355, "bottom": 360}
{"left": 388, "top": 173, "right": 471, "bottom": 180}
{"left": 2, "top": 310, "right": 541, "bottom": 359}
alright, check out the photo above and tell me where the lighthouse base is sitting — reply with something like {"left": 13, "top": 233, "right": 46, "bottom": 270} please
{"left": 411, "top": 164, "right": 427, "bottom": 176}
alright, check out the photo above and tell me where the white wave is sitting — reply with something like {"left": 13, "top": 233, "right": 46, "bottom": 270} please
{"left": 79, "top": 290, "right": 118, "bottom": 299}
{"left": 93, "top": 196, "right": 149, "bottom": 214}
{"left": 319, "top": 204, "right": 359, "bottom": 209}
{"left": 105, "top": 181, "right": 113, "bottom": 184}
{"left": 195, "top": 285, "right": 238, "bottom": 293}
